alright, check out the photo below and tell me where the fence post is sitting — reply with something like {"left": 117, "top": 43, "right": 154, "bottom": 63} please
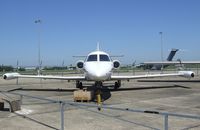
{"left": 164, "top": 114, "right": 168, "bottom": 130}
{"left": 60, "top": 102, "right": 65, "bottom": 130}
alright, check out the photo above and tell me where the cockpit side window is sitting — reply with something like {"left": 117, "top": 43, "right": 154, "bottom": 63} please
{"left": 87, "top": 55, "right": 97, "bottom": 61}
{"left": 100, "top": 54, "right": 110, "bottom": 61}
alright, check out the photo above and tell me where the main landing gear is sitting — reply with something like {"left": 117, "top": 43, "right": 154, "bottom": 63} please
{"left": 114, "top": 80, "right": 121, "bottom": 90}
{"left": 76, "top": 81, "right": 83, "bottom": 89}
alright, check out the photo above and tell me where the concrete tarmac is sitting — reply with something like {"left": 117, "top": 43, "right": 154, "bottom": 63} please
{"left": 0, "top": 72, "right": 200, "bottom": 130}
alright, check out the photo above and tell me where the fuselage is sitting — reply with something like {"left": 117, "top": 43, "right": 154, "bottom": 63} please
{"left": 83, "top": 51, "right": 114, "bottom": 81}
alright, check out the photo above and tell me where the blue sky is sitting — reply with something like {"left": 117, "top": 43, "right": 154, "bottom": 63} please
{"left": 0, "top": 0, "right": 200, "bottom": 66}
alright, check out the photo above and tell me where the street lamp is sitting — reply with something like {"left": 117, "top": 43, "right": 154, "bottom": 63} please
{"left": 159, "top": 32, "right": 164, "bottom": 71}
{"left": 159, "top": 32, "right": 163, "bottom": 62}
{"left": 35, "top": 19, "right": 42, "bottom": 75}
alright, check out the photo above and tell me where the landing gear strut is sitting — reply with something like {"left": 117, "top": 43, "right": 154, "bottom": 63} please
{"left": 96, "top": 89, "right": 102, "bottom": 111}
{"left": 95, "top": 81, "right": 103, "bottom": 111}
{"left": 114, "top": 80, "right": 121, "bottom": 89}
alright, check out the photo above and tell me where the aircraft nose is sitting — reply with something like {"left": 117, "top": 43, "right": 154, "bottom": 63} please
{"left": 94, "top": 71, "right": 105, "bottom": 77}
{"left": 85, "top": 62, "right": 112, "bottom": 80}
{"left": 91, "top": 69, "right": 110, "bottom": 80}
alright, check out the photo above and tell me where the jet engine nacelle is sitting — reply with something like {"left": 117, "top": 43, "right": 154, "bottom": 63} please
{"left": 113, "top": 60, "right": 120, "bottom": 69}
{"left": 76, "top": 60, "right": 84, "bottom": 69}
{"left": 179, "top": 71, "right": 194, "bottom": 78}
{"left": 3, "top": 73, "right": 20, "bottom": 80}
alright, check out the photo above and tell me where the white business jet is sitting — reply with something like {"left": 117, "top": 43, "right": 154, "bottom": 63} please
{"left": 2, "top": 44, "right": 195, "bottom": 110}
{"left": 3, "top": 45, "right": 194, "bottom": 89}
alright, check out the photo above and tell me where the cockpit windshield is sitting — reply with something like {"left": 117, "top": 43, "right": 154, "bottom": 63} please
{"left": 87, "top": 55, "right": 97, "bottom": 61}
{"left": 100, "top": 54, "right": 110, "bottom": 61}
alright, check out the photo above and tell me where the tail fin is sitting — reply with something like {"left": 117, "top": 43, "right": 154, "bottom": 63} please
{"left": 167, "top": 48, "right": 179, "bottom": 61}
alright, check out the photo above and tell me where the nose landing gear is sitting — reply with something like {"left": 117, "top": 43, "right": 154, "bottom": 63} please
{"left": 96, "top": 89, "right": 102, "bottom": 111}
{"left": 95, "top": 81, "right": 103, "bottom": 111}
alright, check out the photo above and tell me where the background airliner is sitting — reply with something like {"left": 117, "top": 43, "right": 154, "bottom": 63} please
{"left": 138, "top": 48, "right": 179, "bottom": 70}
{"left": 3, "top": 45, "right": 194, "bottom": 90}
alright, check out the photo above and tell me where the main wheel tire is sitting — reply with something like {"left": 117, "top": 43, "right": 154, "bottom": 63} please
{"left": 76, "top": 81, "right": 83, "bottom": 89}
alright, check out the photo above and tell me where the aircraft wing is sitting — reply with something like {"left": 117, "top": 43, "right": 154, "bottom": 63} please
{"left": 3, "top": 73, "right": 85, "bottom": 80}
{"left": 3, "top": 71, "right": 194, "bottom": 81}
{"left": 143, "top": 61, "right": 200, "bottom": 65}
{"left": 111, "top": 71, "right": 194, "bottom": 80}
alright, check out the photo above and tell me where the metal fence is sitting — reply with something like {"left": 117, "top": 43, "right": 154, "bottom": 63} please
{"left": 1, "top": 91, "right": 200, "bottom": 130}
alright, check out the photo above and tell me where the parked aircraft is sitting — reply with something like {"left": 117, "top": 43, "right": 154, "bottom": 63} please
{"left": 142, "top": 49, "right": 179, "bottom": 70}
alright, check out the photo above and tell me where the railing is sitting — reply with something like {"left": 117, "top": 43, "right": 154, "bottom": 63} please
{"left": 1, "top": 91, "right": 200, "bottom": 130}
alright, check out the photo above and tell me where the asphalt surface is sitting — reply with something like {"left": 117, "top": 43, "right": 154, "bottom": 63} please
{"left": 0, "top": 72, "right": 200, "bottom": 130}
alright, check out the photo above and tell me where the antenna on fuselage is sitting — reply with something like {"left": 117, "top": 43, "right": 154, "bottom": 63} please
{"left": 97, "top": 42, "right": 100, "bottom": 51}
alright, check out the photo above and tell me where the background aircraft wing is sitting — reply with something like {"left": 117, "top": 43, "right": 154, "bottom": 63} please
{"left": 144, "top": 61, "right": 200, "bottom": 65}
{"left": 3, "top": 73, "right": 85, "bottom": 80}
{"left": 111, "top": 71, "right": 194, "bottom": 80}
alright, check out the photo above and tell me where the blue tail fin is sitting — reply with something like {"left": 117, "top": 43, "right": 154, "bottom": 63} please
{"left": 167, "top": 49, "right": 179, "bottom": 61}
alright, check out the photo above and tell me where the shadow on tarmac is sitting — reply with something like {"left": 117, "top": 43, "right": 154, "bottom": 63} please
{"left": 7, "top": 84, "right": 190, "bottom": 102}
{"left": 109, "top": 84, "right": 191, "bottom": 92}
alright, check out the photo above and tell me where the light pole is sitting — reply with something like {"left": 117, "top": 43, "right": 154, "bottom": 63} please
{"left": 159, "top": 32, "right": 164, "bottom": 71}
{"left": 35, "top": 19, "right": 42, "bottom": 75}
